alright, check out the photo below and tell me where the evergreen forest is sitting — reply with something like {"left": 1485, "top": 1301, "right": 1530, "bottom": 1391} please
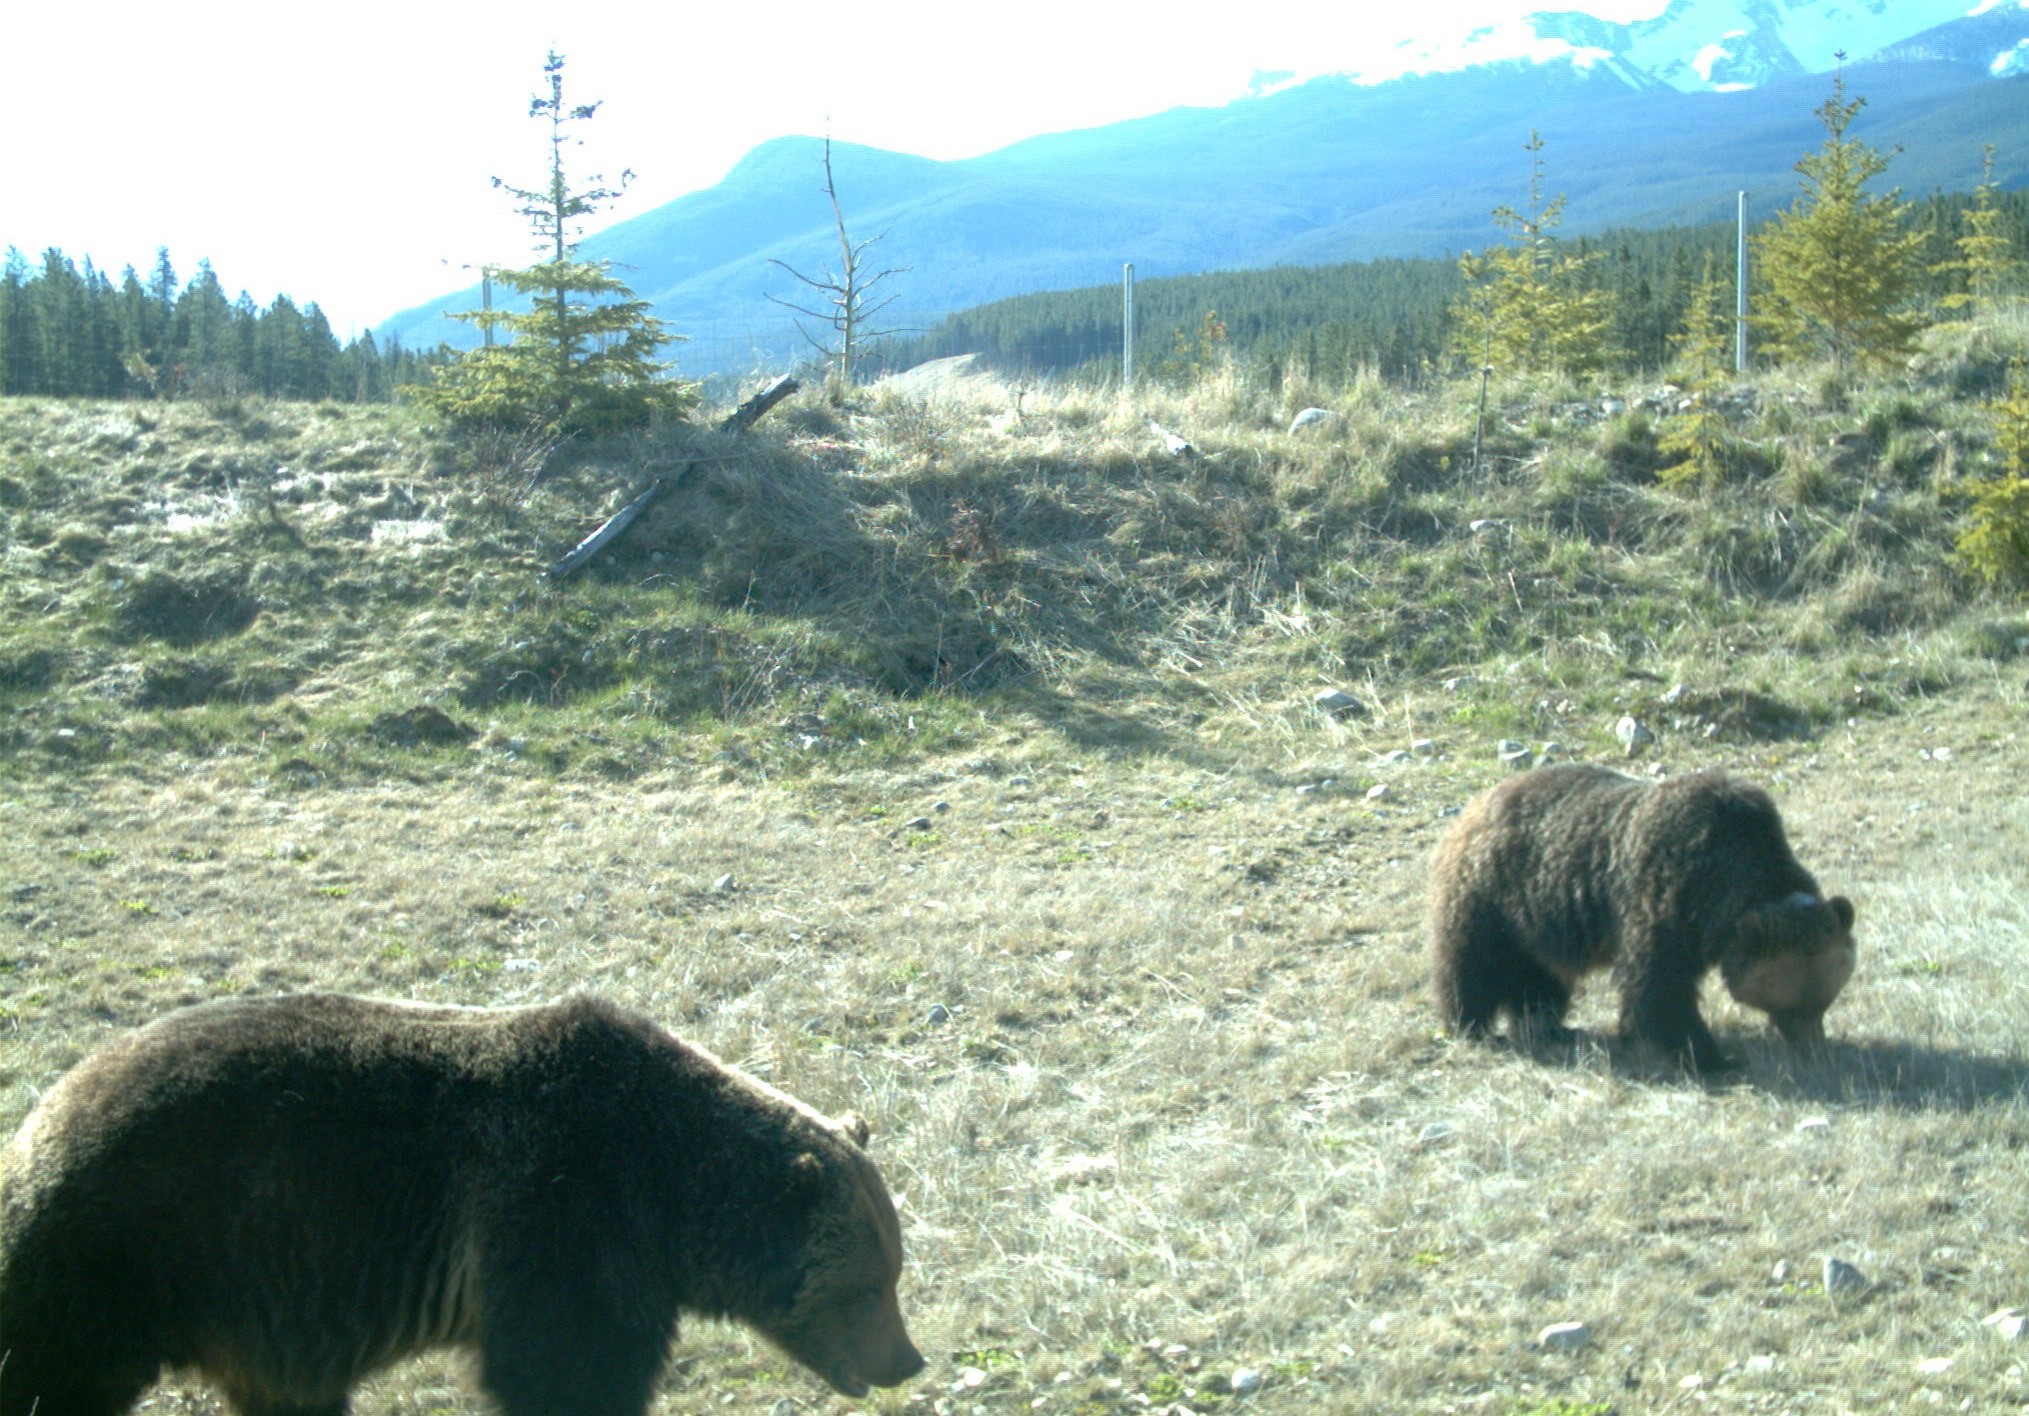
{"left": 880, "top": 187, "right": 2029, "bottom": 386}
{"left": 0, "top": 247, "right": 438, "bottom": 403}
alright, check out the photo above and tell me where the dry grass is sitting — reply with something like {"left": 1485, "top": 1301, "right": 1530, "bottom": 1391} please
{"left": 4, "top": 379, "right": 2029, "bottom": 1416}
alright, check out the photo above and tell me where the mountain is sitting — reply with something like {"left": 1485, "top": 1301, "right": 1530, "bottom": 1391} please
{"left": 378, "top": 1, "right": 2029, "bottom": 377}
{"left": 1529, "top": 0, "right": 1973, "bottom": 92}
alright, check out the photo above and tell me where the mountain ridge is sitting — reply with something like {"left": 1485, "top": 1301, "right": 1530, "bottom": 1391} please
{"left": 377, "top": 2, "right": 2029, "bottom": 375}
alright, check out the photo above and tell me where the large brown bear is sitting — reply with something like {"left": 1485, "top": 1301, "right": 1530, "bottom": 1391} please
{"left": 1428, "top": 763, "right": 1857, "bottom": 1073}
{"left": 0, "top": 993, "right": 924, "bottom": 1416}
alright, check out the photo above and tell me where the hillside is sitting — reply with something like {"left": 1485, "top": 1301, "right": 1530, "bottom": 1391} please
{"left": 375, "top": 9, "right": 2029, "bottom": 376}
{"left": 5, "top": 334, "right": 2029, "bottom": 1412}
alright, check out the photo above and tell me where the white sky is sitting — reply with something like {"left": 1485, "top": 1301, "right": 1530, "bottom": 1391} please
{"left": 6, "top": 0, "right": 1669, "bottom": 337}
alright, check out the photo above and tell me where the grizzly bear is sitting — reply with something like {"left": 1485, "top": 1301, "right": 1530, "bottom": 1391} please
{"left": 0, "top": 993, "right": 924, "bottom": 1416}
{"left": 1428, "top": 763, "right": 1856, "bottom": 1072}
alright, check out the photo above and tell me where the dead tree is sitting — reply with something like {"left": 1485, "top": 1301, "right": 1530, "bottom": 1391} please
{"left": 767, "top": 136, "right": 910, "bottom": 402}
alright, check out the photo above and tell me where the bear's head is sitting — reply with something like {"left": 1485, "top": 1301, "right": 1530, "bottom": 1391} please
{"left": 756, "top": 1116, "right": 925, "bottom": 1398}
{"left": 1720, "top": 892, "right": 1857, "bottom": 1048}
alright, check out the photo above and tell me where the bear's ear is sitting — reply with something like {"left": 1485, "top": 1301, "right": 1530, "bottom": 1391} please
{"left": 839, "top": 1111, "right": 873, "bottom": 1148}
{"left": 1829, "top": 895, "right": 1855, "bottom": 932}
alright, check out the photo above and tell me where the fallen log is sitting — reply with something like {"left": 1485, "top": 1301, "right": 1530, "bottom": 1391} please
{"left": 719, "top": 374, "right": 799, "bottom": 433}
{"left": 545, "top": 477, "right": 668, "bottom": 580}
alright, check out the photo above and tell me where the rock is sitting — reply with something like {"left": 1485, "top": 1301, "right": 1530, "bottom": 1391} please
{"left": 1823, "top": 1257, "right": 1868, "bottom": 1295}
{"left": 933, "top": 800, "right": 952, "bottom": 813}
{"left": 1497, "top": 740, "right": 1533, "bottom": 768}
{"left": 1230, "top": 1368, "right": 1265, "bottom": 1394}
{"left": 953, "top": 1365, "right": 988, "bottom": 1391}
{"left": 1771, "top": 1260, "right": 1791, "bottom": 1283}
{"left": 711, "top": 873, "right": 736, "bottom": 893}
{"left": 1616, "top": 715, "right": 1655, "bottom": 755}
{"left": 1442, "top": 675, "right": 1477, "bottom": 693}
{"left": 1365, "top": 783, "right": 1390, "bottom": 801}
{"left": 1295, "top": 779, "right": 1335, "bottom": 796}
{"left": 1795, "top": 1116, "right": 1831, "bottom": 1133}
{"left": 1915, "top": 1357, "right": 1953, "bottom": 1375}
{"left": 927, "top": 1003, "right": 953, "bottom": 1024}
{"left": 1469, "top": 518, "right": 1506, "bottom": 535}
{"left": 1315, "top": 688, "right": 1364, "bottom": 716}
{"left": 1983, "top": 1307, "right": 2027, "bottom": 1341}
{"left": 1537, "top": 741, "right": 1562, "bottom": 762}
{"left": 1289, "top": 407, "right": 1337, "bottom": 433}
{"left": 1415, "top": 1121, "right": 1454, "bottom": 1148}
{"left": 1383, "top": 748, "right": 1413, "bottom": 764}
{"left": 904, "top": 816, "right": 934, "bottom": 830}
{"left": 1411, "top": 738, "right": 1437, "bottom": 756}
{"left": 1538, "top": 1321, "right": 1591, "bottom": 1352}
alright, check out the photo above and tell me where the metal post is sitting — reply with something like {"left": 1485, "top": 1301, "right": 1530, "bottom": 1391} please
{"left": 481, "top": 269, "right": 495, "bottom": 349}
{"left": 1735, "top": 192, "right": 1748, "bottom": 374}
{"left": 1122, "top": 263, "right": 1135, "bottom": 390}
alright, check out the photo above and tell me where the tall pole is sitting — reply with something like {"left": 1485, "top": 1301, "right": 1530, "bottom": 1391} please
{"left": 1122, "top": 263, "right": 1135, "bottom": 390}
{"left": 1735, "top": 192, "right": 1748, "bottom": 374}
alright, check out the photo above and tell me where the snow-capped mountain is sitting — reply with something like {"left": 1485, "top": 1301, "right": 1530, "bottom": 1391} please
{"left": 380, "top": 1, "right": 2028, "bottom": 373}
{"left": 1530, "top": 0, "right": 1979, "bottom": 91}
{"left": 1354, "top": 1, "right": 2020, "bottom": 94}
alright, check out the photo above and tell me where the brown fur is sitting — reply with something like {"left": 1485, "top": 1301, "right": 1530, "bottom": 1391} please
{"left": 1428, "top": 763, "right": 1857, "bottom": 1072}
{"left": 0, "top": 993, "right": 923, "bottom": 1416}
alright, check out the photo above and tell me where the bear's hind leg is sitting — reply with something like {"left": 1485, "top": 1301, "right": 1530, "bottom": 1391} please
{"left": 1435, "top": 909, "right": 1537, "bottom": 1039}
{"left": 1506, "top": 958, "right": 1576, "bottom": 1049}
{"left": 0, "top": 1359, "right": 156, "bottom": 1416}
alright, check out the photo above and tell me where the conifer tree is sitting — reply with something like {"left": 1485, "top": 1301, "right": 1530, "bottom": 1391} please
{"left": 1933, "top": 145, "right": 2020, "bottom": 320}
{"left": 418, "top": 51, "right": 694, "bottom": 433}
{"left": 1751, "top": 68, "right": 1926, "bottom": 372}
{"left": 1657, "top": 255, "right": 1739, "bottom": 491}
{"left": 1955, "top": 358, "right": 2029, "bottom": 586}
{"left": 1449, "top": 133, "right": 1613, "bottom": 377}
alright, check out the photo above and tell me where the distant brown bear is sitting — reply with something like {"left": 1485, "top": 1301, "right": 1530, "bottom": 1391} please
{"left": 0, "top": 993, "right": 924, "bottom": 1416}
{"left": 1429, "top": 763, "right": 1856, "bottom": 1073}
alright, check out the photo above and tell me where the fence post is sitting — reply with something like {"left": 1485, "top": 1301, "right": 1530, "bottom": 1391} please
{"left": 1122, "top": 263, "right": 1135, "bottom": 391}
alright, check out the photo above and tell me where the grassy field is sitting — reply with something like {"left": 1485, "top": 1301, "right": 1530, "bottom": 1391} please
{"left": 3, "top": 360, "right": 2027, "bottom": 1416}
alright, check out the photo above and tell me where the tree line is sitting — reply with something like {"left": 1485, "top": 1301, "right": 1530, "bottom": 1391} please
{"left": 0, "top": 247, "right": 438, "bottom": 402}
{"left": 880, "top": 183, "right": 2027, "bottom": 388}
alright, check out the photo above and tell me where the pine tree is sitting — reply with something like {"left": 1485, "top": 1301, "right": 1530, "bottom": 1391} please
{"left": 1934, "top": 145, "right": 2020, "bottom": 320}
{"left": 1751, "top": 69, "right": 1926, "bottom": 373}
{"left": 1955, "top": 358, "right": 2029, "bottom": 586}
{"left": 418, "top": 51, "right": 694, "bottom": 433}
{"left": 1449, "top": 133, "right": 1614, "bottom": 377}
{"left": 1657, "top": 255, "right": 1739, "bottom": 491}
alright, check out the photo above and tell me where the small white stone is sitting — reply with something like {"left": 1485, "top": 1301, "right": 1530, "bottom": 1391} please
{"left": 1746, "top": 1354, "right": 1777, "bottom": 1374}
{"left": 1230, "top": 1367, "right": 1265, "bottom": 1394}
{"left": 1983, "top": 1308, "right": 2027, "bottom": 1341}
{"left": 1315, "top": 688, "right": 1361, "bottom": 714}
{"left": 712, "top": 873, "right": 735, "bottom": 892}
{"left": 1365, "top": 783, "right": 1390, "bottom": 801}
{"left": 1915, "top": 1357, "right": 1953, "bottom": 1375}
{"left": 1411, "top": 738, "right": 1437, "bottom": 756}
{"left": 1538, "top": 1321, "right": 1590, "bottom": 1351}
{"left": 954, "top": 1365, "right": 988, "bottom": 1390}
{"left": 1796, "top": 1116, "right": 1832, "bottom": 1132}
